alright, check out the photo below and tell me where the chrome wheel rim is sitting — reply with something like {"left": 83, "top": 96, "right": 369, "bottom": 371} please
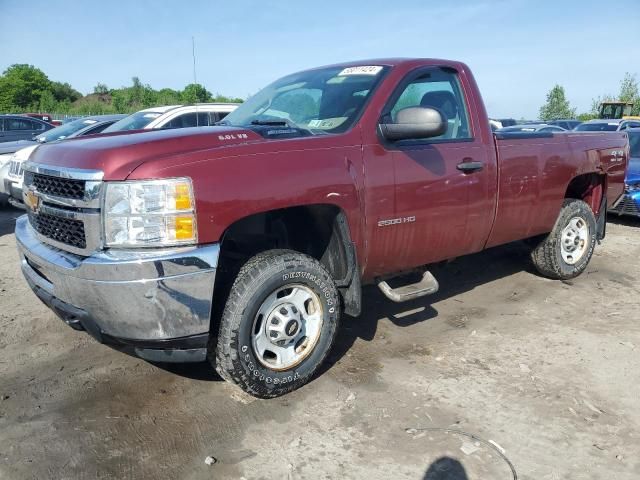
{"left": 560, "top": 216, "right": 589, "bottom": 265}
{"left": 251, "top": 284, "right": 323, "bottom": 371}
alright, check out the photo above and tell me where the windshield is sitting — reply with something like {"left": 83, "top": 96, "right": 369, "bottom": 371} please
{"left": 221, "top": 65, "right": 388, "bottom": 135}
{"left": 36, "top": 118, "right": 99, "bottom": 142}
{"left": 574, "top": 122, "right": 619, "bottom": 132}
{"left": 630, "top": 131, "right": 640, "bottom": 157}
{"left": 103, "top": 111, "right": 162, "bottom": 132}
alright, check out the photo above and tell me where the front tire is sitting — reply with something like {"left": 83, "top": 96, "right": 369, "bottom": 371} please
{"left": 530, "top": 199, "right": 597, "bottom": 279}
{"left": 213, "top": 249, "right": 340, "bottom": 398}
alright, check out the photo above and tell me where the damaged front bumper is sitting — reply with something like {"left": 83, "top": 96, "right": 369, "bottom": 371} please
{"left": 15, "top": 215, "right": 219, "bottom": 363}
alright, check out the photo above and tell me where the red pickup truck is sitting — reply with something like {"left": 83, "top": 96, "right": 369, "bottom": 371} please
{"left": 16, "top": 58, "right": 628, "bottom": 397}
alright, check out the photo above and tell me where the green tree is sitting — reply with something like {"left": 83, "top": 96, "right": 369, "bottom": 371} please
{"left": 51, "top": 81, "right": 81, "bottom": 103}
{"left": 38, "top": 90, "right": 58, "bottom": 112}
{"left": 157, "top": 88, "right": 182, "bottom": 105}
{"left": 93, "top": 83, "right": 109, "bottom": 95}
{"left": 212, "top": 94, "right": 244, "bottom": 103}
{"left": 111, "top": 89, "right": 132, "bottom": 113}
{"left": 181, "top": 83, "right": 212, "bottom": 103}
{"left": 539, "top": 85, "right": 576, "bottom": 121}
{"left": 0, "top": 64, "right": 242, "bottom": 115}
{"left": 618, "top": 72, "right": 639, "bottom": 115}
{"left": 0, "top": 64, "right": 51, "bottom": 111}
{"left": 577, "top": 112, "right": 597, "bottom": 122}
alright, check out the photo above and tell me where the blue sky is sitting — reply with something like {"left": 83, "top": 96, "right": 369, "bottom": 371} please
{"left": 1, "top": 0, "right": 638, "bottom": 118}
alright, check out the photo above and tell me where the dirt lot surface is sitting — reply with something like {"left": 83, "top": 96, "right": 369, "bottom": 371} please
{"left": 0, "top": 205, "right": 639, "bottom": 479}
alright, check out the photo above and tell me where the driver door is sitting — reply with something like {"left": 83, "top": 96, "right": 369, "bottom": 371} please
{"left": 380, "top": 67, "right": 496, "bottom": 271}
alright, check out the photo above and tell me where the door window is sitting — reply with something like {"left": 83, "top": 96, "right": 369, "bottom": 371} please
{"left": 163, "top": 112, "right": 211, "bottom": 128}
{"left": 388, "top": 68, "right": 471, "bottom": 140}
{"left": 7, "top": 118, "right": 35, "bottom": 131}
{"left": 82, "top": 123, "right": 111, "bottom": 135}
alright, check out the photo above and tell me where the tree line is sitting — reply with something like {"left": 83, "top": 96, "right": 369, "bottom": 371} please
{"left": 1, "top": 63, "right": 638, "bottom": 122}
{"left": 539, "top": 72, "right": 639, "bottom": 121}
{"left": 0, "top": 64, "right": 243, "bottom": 116}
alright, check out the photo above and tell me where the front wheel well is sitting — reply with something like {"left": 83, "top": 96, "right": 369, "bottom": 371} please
{"left": 211, "top": 205, "right": 361, "bottom": 334}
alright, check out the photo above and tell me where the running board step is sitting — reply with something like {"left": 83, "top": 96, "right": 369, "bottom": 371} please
{"left": 377, "top": 271, "right": 439, "bottom": 303}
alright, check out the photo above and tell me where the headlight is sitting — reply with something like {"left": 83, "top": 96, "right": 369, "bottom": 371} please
{"left": 627, "top": 182, "right": 640, "bottom": 192}
{"left": 103, "top": 178, "right": 197, "bottom": 247}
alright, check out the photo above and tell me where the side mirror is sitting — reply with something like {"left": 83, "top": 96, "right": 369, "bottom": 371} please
{"left": 380, "top": 107, "right": 447, "bottom": 141}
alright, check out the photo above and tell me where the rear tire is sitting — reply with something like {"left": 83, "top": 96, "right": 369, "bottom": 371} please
{"left": 530, "top": 199, "right": 597, "bottom": 279}
{"left": 212, "top": 249, "right": 340, "bottom": 398}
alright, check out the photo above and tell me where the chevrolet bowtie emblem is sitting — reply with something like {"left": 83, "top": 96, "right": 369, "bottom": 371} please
{"left": 24, "top": 189, "right": 41, "bottom": 213}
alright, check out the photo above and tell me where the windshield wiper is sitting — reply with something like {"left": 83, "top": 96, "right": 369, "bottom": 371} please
{"left": 250, "top": 120, "right": 290, "bottom": 126}
{"left": 249, "top": 118, "right": 313, "bottom": 135}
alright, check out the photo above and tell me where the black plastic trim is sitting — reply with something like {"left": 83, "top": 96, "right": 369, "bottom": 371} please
{"left": 596, "top": 195, "right": 607, "bottom": 240}
{"left": 494, "top": 131, "right": 556, "bottom": 140}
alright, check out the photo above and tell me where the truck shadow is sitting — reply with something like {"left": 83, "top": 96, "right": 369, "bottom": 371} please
{"left": 0, "top": 206, "right": 21, "bottom": 238}
{"left": 162, "top": 240, "right": 534, "bottom": 383}
{"left": 320, "top": 240, "right": 534, "bottom": 376}
{"left": 607, "top": 215, "right": 640, "bottom": 228}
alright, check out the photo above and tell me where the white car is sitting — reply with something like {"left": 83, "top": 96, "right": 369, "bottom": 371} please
{"left": 3, "top": 144, "right": 39, "bottom": 208}
{"left": 102, "top": 103, "right": 239, "bottom": 132}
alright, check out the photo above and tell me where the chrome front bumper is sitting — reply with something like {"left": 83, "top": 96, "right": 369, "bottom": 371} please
{"left": 15, "top": 215, "right": 219, "bottom": 362}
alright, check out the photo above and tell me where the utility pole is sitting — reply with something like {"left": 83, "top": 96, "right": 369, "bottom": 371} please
{"left": 192, "top": 36, "right": 197, "bottom": 85}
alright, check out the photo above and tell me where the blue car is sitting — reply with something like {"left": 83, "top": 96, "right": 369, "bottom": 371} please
{"left": 610, "top": 127, "right": 640, "bottom": 217}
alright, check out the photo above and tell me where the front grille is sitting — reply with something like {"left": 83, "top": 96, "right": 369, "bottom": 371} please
{"left": 29, "top": 173, "right": 86, "bottom": 199}
{"left": 28, "top": 211, "right": 86, "bottom": 249}
{"left": 611, "top": 194, "right": 640, "bottom": 216}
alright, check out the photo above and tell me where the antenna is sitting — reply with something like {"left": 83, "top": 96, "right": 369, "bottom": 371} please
{"left": 192, "top": 36, "right": 199, "bottom": 126}
{"left": 192, "top": 36, "right": 197, "bottom": 85}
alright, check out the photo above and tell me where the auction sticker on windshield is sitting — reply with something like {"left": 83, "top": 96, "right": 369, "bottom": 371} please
{"left": 338, "top": 66, "right": 383, "bottom": 76}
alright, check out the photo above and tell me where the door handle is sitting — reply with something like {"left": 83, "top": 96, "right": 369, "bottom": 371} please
{"left": 457, "top": 160, "right": 484, "bottom": 173}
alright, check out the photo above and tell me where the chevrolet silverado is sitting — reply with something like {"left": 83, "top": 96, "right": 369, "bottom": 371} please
{"left": 15, "top": 58, "right": 628, "bottom": 397}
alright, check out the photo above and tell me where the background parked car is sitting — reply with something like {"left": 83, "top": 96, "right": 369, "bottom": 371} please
{"left": 22, "top": 113, "right": 61, "bottom": 126}
{"left": 548, "top": 119, "right": 582, "bottom": 130}
{"left": 609, "top": 127, "right": 640, "bottom": 217}
{"left": 0, "top": 114, "right": 125, "bottom": 172}
{"left": 495, "top": 118, "right": 517, "bottom": 127}
{"left": 102, "top": 103, "right": 239, "bottom": 133}
{"left": 0, "top": 115, "right": 54, "bottom": 143}
{"left": 1, "top": 114, "right": 126, "bottom": 209}
{"left": 34, "top": 114, "right": 126, "bottom": 143}
{"left": 2, "top": 105, "right": 240, "bottom": 209}
{"left": 497, "top": 123, "right": 567, "bottom": 133}
{"left": 574, "top": 119, "right": 640, "bottom": 131}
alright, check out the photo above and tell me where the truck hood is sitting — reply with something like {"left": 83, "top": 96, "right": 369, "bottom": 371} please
{"left": 627, "top": 157, "right": 640, "bottom": 184}
{"left": 27, "top": 127, "right": 263, "bottom": 180}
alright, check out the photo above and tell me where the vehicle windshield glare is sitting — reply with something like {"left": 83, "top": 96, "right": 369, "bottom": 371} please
{"left": 37, "top": 118, "right": 98, "bottom": 142}
{"left": 103, "top": 111, "right": 162, "bottom": 132}
{"left": 221, "top": 65, "right": 389, "bottom": 135}
{"left": 574, "top": 122, "right": 619, "bottom": 132}
{"left": 630, "top": 131, "right": 640, "bottom": 157}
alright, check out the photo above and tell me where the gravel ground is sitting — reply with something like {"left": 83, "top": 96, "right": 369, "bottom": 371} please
{"left": 0, "top": 205, "right": 639, "bottom": 479}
